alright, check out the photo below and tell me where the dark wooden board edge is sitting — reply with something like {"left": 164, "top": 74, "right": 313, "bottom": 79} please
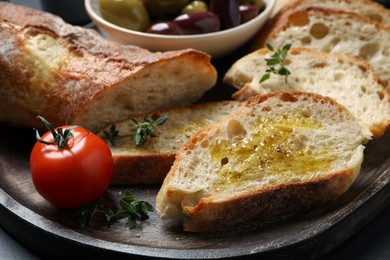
{"left": 1, "top": 167, "right": 389, "bottom": 260}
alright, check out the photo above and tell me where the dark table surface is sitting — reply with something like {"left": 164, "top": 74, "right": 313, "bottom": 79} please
{"left": 1, "top": 0, "right": 390, "bottom": 259}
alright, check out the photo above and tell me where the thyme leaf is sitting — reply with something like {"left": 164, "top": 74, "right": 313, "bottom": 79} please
{"left": 131, "top": 115, "right": 169, "bottom": 146}
{"left": 76, "top": 190, "right": 154, "bottom": 230}
{"left": 106, "top": 190, "right": 154, "bottom": 229}
{"left": 76, "top": 198, "right": 100, "bottom": 228}
{"left": 103, "top": 124, "right": 119, "bottom": 147}
{"left": 260, "top": 43, "right": 292, "bottom": 83}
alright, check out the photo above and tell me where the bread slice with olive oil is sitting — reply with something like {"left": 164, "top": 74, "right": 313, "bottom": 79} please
{"left": 156, "top": 92, "right": 366, "bottom": 232}
{"left": 98, "top": 101, "right": 244, "bottom": 185}
{"left": 224, "top": 47, "right": 390, "bottom": 138}
{"left": 253, "top": 7, "right": 390, "bottom": 84}
{"left": 0, "top": 2, "right": 216, "bottom": 132}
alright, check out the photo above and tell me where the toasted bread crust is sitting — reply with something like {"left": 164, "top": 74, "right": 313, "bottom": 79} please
{"left": 183, "top": 168, "right": 359, "bottom": 232}
{"left": 112, "top": 153, "right": 175, "bottom": 184}
{"left": 0, "top": 2, "right": 217, "bottom": 132}
{"left": 157, "top": 92, "right": 365, "bottom": 232}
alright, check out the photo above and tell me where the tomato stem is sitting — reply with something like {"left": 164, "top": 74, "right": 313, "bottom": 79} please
{"left": 35, "top": 116, "right": 78, "bottom": 149}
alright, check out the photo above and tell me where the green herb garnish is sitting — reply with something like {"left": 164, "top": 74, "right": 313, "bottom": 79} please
{"left": 131, "top": 115, "right": 169, "bottom": 146}
{"left": 103, "top": 124, "right": 119, "bottom": 147}
{"left": 77, "top": 198, "right": 100, "bottom": 228}
{"left": 260, "top": 43, "right": 292, "bottom": 83}
{"left": 77, "top": 190, "right": 154, "bottom": 229}
{"left": 105, "top": 190, "right": 154, "bottom": 229}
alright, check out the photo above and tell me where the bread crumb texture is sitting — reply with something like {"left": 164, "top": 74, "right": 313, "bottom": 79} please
{"left": 23, "top": 33, "right": 69, "bottom": 81}
{"left": 0, "top": 2, "right": 217, "bottom": 132}
{"left": 175, "top": 94, "right": 362, "bottom": 194}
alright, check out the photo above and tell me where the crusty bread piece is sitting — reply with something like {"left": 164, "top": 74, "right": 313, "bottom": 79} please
{"left": 0, "top": 2, "right": 217, "bottom": 132}
{"left": 98, "top": 101, "right": 244, "bottom": 184}
{"left": 224, "top": 47, "right": 390, "bottom": 138}
{"left": 276, "top": 0, "right": 390, "bottom": 26}
{"left": 254, "top": 7, "right": 390, "bottom": 85}
{"left": 156, "top": 92, "right": 366, "bottom": 232}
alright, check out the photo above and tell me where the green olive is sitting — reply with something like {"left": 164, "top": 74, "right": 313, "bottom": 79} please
{"left": 239, "top": 0, "right": 264, "bottom": 9}
{"left": 142, "top": 0, "right": 189, "bottom": 18}
{"left": 181, "top": 1, "right": 208, "bottom": 14}
{"left": 99, "top": 0, "right": 150, "bottom": 32}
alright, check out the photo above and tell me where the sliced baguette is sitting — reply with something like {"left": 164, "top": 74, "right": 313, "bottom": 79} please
{"left": 97, "top": 101, "right": 244, "bottom": 184}
{"left": 0, "top": 2, "right": 216, "bottom": 132}
{"left": 224, "top": 47, "right": 390, "bottom": 138}
{"left": 156, "top": 92, "right": 366, "bottom": 232}
{"left": 276, "top": 0, "right": 390, "bottom": 26}
{"left": 254, "top": 7, "right": 390, "bottom": 85}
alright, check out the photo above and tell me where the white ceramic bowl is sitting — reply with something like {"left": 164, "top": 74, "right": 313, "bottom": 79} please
{"left": 85, "top": 0, "right": 276, "bottom": 58}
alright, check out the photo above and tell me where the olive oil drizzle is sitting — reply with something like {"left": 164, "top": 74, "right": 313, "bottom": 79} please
{"left": 210, "top": 113, "right": 336, "bottom": 189}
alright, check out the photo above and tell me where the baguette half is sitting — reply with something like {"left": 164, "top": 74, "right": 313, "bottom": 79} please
{"left": 98, "top": 101, "right": 244, "bottom": 184}
{"left": 0, "top": 2, "right": 217, "bottom": 132}
{"left": 156, "top": 92, "right": 366, "bottom": 232}
{"left": 254, "top": 6, "right": 390, "bottom": 84}
{"left": 224, "top": 47, "right": 390, "bottom": 138}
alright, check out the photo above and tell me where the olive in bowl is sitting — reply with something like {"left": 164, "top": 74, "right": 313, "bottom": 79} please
{"left": 84, "top": 0, "right": 276, "bottom": 58}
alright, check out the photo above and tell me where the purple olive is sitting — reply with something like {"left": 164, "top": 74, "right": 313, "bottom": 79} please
{"left": 210, "top": 0, "right": 240, "bottom": 29}
{"left": 239, "top": 5, "right": 259, "bottom": 24}
{"left": 147, "top": 21, "right": 178, "bottom": 35}
{"left": 173, "top": 12, "right": 220, "bottom": 35}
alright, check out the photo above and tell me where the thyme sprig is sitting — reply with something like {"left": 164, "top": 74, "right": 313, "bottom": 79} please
{"left": 102, "top": 115, "right": 168, "bottom": 147}
{"left": 77, "top": 190, "right": 154, "bottom": 229}
{"left": 105, "top": 190, "right": 154, "bottom": 229}
{"left": 131, "top": 115, "right": 169, "bottom": 146}
{"left": 260, "top": 43, "right": 292, "bottom": 83}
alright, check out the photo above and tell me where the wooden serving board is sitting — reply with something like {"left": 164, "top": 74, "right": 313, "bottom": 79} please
{"left": 1, "top": 50, "right": 390, "bottom": 258}
{"left": 1, "top": 4, "right": 390, "bottom": 256}
{"left": 1, "top": 119, "right": 390, "bottom": 259}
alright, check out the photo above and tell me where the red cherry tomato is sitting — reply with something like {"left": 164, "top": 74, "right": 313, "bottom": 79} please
{"left": 30, "top": 125, "right": 113, "bottom": 208}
